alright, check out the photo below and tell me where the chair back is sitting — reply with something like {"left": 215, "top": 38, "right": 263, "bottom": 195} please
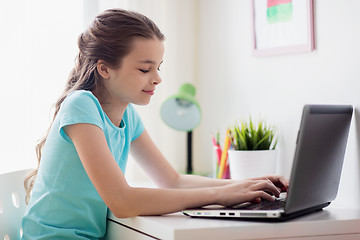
{"left": 0, "top": 169, "right": 32, "bottom": 240}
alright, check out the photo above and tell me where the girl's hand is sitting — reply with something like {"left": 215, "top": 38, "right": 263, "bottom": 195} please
{"left": 251, "top": 175, "right": 289, "bottom": 192}
{"left": 215, "top": 176, "right": 289, "bottom": 207}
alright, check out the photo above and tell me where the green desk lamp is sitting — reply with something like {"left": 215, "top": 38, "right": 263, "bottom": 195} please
{"left": 160, "top": 83, "right": 201, "bottom": 174}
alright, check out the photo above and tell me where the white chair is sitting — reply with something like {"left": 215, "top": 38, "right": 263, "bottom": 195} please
{"left": 0, "top": 169, "right": 32, "bottom": 240}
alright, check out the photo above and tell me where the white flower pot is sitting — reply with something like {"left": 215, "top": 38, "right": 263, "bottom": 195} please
{"left": 228, "top": 149, "right": 277, "bottom": 180}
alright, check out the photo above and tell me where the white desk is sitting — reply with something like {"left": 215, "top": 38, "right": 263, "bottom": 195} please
{"left": 105, "top": 207, "right": 360, "bottom": 240}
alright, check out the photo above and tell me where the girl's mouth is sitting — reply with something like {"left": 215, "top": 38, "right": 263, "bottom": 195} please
{"left": 143, "top": 90, "right": 155, "bottom": 95}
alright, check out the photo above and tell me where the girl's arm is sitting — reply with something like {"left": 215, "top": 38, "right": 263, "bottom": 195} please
{"left": 130, "top": 130, "right": 288, "bottom": 190}
{"left": 130, "top": 130, "right": 233, "bottom": 188}
{"left": 65, "top": 123, "right": 286, "bottom": 218}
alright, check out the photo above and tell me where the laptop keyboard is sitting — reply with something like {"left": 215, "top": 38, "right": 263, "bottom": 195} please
{"left": 237, "top": 198, "right": 285, "bottom": 210}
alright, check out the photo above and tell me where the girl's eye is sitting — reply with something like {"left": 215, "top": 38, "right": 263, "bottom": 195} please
{"left": 139, "top": 69, "right": 150, "bottom": 73}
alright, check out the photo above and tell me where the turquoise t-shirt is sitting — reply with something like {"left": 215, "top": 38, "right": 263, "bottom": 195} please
{"left": 22, "top": 90, "right": 144, "bottom": 239}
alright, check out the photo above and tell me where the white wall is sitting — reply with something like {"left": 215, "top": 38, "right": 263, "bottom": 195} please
{"left": 0, "top": 0, "right": 83, "bottom": 173}
{"left": 194, "top": 0, "right": 360, "bottom": 208}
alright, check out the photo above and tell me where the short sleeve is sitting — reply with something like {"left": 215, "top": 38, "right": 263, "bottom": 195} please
{"left": 58, "top": 91, "right": 105, "bottom": 142}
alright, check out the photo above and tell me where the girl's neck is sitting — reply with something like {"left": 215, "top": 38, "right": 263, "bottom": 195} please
{"left": 93, "top": 89, "right": 128, "bottom": 127}
{"left": 101, "top": 101, "right": 128, "bottom": 127}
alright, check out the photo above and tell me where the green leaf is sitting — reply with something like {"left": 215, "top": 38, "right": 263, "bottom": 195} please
{"left": 228, "top": 117, "right": 278, "bottom": 151}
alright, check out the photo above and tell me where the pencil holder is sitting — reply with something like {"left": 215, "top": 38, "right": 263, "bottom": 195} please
{"left": 213, "top": 146, "right": 230, "bottom": 179}
{"left": 228, "top": 149, "right": 277, "bottom": 180}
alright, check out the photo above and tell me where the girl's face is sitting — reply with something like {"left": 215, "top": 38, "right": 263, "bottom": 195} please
{"left": 104, "top": 38, "right": 164, "bottom": 107}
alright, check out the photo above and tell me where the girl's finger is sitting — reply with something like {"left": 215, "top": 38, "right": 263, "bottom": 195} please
{"left": 253, "top": 191, "right": 276, "bottom": 202}
{"left": 253, "top": 180, "right": 281, "bottom": 197}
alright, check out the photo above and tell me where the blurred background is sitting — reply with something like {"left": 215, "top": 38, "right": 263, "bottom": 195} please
{"left": 1, "top": 0, "right": 359, "bottom": 209}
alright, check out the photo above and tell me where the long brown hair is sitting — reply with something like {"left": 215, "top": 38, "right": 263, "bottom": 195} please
{"left": 24, "top": 8, "right": 164, "bottom": 203}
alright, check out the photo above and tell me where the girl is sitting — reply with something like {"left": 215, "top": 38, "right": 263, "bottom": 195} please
{"left": 22, "top": 8, "right": 288, "bottom": 239}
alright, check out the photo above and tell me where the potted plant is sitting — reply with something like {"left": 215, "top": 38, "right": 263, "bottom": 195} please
{"left": 227, "top": 118, "right": 278, "bottom": 179}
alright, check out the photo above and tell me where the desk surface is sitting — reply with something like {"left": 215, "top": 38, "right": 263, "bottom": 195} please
{"left": 105, "top": 207, "right": 360, "bottom": 240}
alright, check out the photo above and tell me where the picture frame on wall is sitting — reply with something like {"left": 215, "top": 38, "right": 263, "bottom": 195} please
{"left": 252, "top": 0, "right": 315, "bottom": 56}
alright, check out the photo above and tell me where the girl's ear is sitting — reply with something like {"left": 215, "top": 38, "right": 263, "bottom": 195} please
{"left": 97, "top": 60, "right": 110, "bottom": 79}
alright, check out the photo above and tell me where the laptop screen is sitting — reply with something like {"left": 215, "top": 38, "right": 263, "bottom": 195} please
{"left": 285, "top": 105, "right": 353, "bottom": 214}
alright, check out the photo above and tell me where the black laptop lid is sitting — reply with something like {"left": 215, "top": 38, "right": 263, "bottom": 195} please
{"left": 285, "top": 105, "right": 353, "bottom": 214}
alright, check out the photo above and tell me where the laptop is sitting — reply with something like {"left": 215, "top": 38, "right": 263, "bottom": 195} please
{"left": 183, "top": 104, "right": 353, "bottom": 221}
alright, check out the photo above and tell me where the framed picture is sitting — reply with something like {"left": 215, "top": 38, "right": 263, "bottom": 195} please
{"left": 252, "top": 0, "right": 315, "bottom": 56}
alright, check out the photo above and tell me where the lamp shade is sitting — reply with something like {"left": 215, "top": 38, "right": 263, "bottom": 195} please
{"left": 160, "top": 83, "right": 201, "bottom": 132}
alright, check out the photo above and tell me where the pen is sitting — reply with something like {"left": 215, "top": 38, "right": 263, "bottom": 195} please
{"left": 211, "top": 134, "right": 218, "bottom": 147}
{"left": 217, "top": 129, "right": 230, "bottom": 179}
{"left": 211, "top": 134, "right": 222, "bottom": 176}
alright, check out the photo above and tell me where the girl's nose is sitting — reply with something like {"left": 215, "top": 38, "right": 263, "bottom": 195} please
{"left": 152, "top": 72, "right": 162, "bottom": 85}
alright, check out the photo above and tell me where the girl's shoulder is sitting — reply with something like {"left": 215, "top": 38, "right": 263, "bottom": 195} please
{"left": 60, "top": 90, "right": 104, "bottom": 117}
{"left": 66, "top": 90, "right": 97, "bottom": 101}
{"left": 58, "top": 90, "right": 106, "bottom": 130}
{"left": 63, "top": 90, "right": 101, "bottom": 107}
